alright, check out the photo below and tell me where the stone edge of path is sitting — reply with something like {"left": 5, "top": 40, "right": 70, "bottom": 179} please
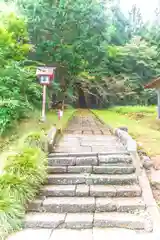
{"left": 91, "top": 109, "right": 160, "bottom": 234}
{"left": 47, "top": 110, "right": 77, "bottom": 153}
{"left": 47, "top": 127, "right": 58, "bottom": 153}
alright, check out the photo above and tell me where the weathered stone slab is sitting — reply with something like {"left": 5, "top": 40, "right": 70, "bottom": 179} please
{"left": 90, "top": 185, "right": 116, "bottom": 197}
{"left": 99, "top": 155, "right": 132, "bottom": 164}
{"left": 47, "top": 166, "right": 67, "bottom": 173}
{"left": 98, "top": 152, "right": 129, "bottom": 156}
{"left": 73, "top": 130, "right": 83, "bottom": 134}
{"left": 68, "top": 152, "right": 97, "bottom": 157}
{"left": 115, "top": 185, "right": 141, "bottom": 197}
{"left": 92, "top": 146, "right": 125, "bottom": 153}
{"left": 93, "top": 130, "right": 102, "bottom": 135}
{"left": 116, "top": 198, "right": 145, "bottom": 212}
{"left": 75, "top": 156, "right": 97, "bottom": 166}
{"left": 48, "top": 173, "right": 137, "bottom": 186}
{"left": 24, "top": 212, "right": 66, "bottom": 228}
{"left": 93, "top": 166, "right": 135, "bottom": 174}
{"left": 48, "top": 174, "right": 86, "bottom": 185}
{"left": 7, "top": 229, "right": 52, "bottom": 240}
{"left": 95, "top": 197, "right": 145, "bottom": 213}
{"left": 49, "top": 153, "right": 70, "bottom": 157}
{"left": 68, "top": 166, "right": 92, "bottom": 173}
{"left": 78, "top": 146, "right": 92, "bottom": 152}
{"left": 48, "top": 157, "right": 76, "bottom": 166}
{"left": 92, "top": 228, "right": 138, "bottom": 240}
{"left": 64, "top": 213, "right": 93, "bottom": 229}
{"left": 55, "top": 147, "right": 82, "bottom": 153}
{"left": 40, "top": 185, "right": 76, "bottom": 197}
{"left": 76, "top": 185, "right": 89, "bottom": 196}
{"left": 43, "top": 197, "right": 95, "bottom": 213}
{"left": 96, "top": 198, "right": 116, "bottom": 212}
{"left": 50, "top": 229, "right": 93, "bottom": 240}
{"left": 94, "top": 212, "right": 145, "bottom": 229}
{"left": 82, "top": 130, "right": 93, "bottom": 135}
{"left": 86, "top": 174, "right": 137, "bottom": 185}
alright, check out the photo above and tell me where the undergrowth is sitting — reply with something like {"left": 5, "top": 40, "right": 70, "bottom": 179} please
{"left": 0, "top": 133, "right": 47, "bottom": 240}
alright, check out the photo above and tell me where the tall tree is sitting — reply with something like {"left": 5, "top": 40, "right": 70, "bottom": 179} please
{"left": 13, "top": 0, "right": 114, "bottom": 101}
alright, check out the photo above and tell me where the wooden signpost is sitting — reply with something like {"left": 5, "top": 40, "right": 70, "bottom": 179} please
{"left": 36, "top": 66, "right": 56, "bottom": 122}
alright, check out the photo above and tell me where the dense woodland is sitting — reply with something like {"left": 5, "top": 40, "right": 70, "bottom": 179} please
{"left": 1, "top": 0, "right": 160, "bottom": 133}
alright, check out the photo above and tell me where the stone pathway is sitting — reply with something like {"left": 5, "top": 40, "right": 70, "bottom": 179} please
{"left": 55, "top": 111, "right": 125, "bottom": 153}
{"left": 8, "top": 110, "right": 159, "bottom": 239}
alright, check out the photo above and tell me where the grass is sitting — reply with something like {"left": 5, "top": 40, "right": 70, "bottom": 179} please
{"left": 0, "top": 109, "right": 75, "bottom": 153}
{"left": 93, "top": 106, "right": 160, "bottom": 156}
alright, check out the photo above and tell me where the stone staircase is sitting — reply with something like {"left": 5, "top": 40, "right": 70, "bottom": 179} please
{"left": 25, "top": 152, "right": 150, "bottom": 231}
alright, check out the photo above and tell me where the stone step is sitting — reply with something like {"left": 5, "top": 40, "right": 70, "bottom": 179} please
{"left": 24, "top": 212, "right": 147, "bottom": 230}
{"left": 49, "top": 152, "right": 129, "bottom": 158}
{"left": 99, "top": 155, "right": 132, "bottom": 164}
{"left": 47, "top": 165, "right": 135, "bottom": 174}
{"left": 92, "top": 166, "right": 135, "bottom": 174}
{"left": 48, "top": 155, "right": 132, "bottom": 166}
{"left": 28, "top": 197, "right": 145, "bottom": 213}
{"left": 48, "top": 156, "right": 98, "bottom": 166}
{"left": 40, "top": 185, "right": 141, "bottom": 197}
{"left": 47, "top": 174, "right": 137, "bottom": 185}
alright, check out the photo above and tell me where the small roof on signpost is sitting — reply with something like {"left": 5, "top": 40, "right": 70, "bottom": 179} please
{"left": 36, "top": 66, "right": 56, "bottom": 76}
{"left": 144, "top": 77, "right": 160, "bottom": 89}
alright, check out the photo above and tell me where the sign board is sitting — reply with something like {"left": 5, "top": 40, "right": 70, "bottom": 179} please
{"left": 40, "top": 75, "right": 50, "bottom": 85}
{"left": 36, "top": 66, "right": 56, "bottom": 86}
{"left": 36, "top": 66, "right": 55, "bottom": 77}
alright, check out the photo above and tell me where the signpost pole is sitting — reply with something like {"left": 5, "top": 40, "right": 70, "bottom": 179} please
{"left": 41, "top": 85, "right": 47, "bottom": 122}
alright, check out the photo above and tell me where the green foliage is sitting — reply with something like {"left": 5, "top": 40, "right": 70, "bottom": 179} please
{"left": 14, "top": 0, "right": 159, "bottom": 107}
{"left": 0, "top": 11, "right": 31, "bottom": 63}
{"left": 0, "top": 191, "right": 24, "bottom": 239}
{"left": 4, "top": 0, "right": 160, "bottom": 108}
{"left": 88, "top": 36, "right": 158, "bottom": 106}
{"left": 15, "top": 0, "right": 113, "bottom": 99}
{"left": 0, "top": 134, "right": 47, "bottom": 239}
{"left": 0, "top": 6, "right": 42, "bottom": 135}
{"left": 0, "top": 100, "right": 32, "bottom": 135}
{"left": 22, "top": 131, "right": 48, "bottom": 151}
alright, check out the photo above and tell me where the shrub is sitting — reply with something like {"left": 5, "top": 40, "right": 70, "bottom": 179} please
{"left": 0, "top": 100, "right": 32, "bottom": 135}
{"left": 3, "top": 147, "right": 47, "bottom": 200}
{"left": 0, "top": 191, "right": 24, "bottom": 239}
{"left": 0, "top": 133, "right": 47, "bottom": 240}
{"left": 0, "top": 10, "right": 42, "bottom": 136}
{"left": 22, "top": 132, "right": 48, "bottom": 152}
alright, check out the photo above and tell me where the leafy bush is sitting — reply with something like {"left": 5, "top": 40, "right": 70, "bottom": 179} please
{"left": 0, "top": 100, "right": 32, "bottom": 135}
{"left": 0, "top": 134, "right": 47, "bottom": 240}
{"left": 0, "top": 10, "right": 42, "bottom": 136}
